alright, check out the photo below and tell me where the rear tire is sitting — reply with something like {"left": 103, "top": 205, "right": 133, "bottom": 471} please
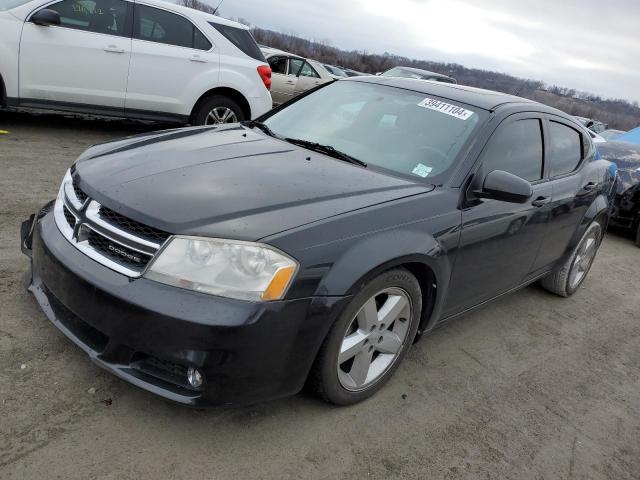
{"left": 191, "top": 95, "right": 245, "bottom": 126}
{"left": 309, "top": 268, "right": 422, "bottom": 405}
{"left": 540, "top": 221, "right": 603, "bottom": 297}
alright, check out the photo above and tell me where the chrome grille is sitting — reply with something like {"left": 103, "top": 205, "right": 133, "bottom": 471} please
{"left": 54, "top": 172, "right": 169, "bottom": 277}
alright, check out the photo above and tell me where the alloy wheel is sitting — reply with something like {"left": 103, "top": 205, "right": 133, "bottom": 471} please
{"left": 205, "top": 107, "right": 238, "bottom": 125}
{"left": 569, "top": 229, "right": 600, "bottom": 289}
{"left": 337, "top": 287, "right": 412, "bottom": 391}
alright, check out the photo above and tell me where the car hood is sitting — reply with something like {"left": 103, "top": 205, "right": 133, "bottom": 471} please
{"left": 75, "top": 126, "right": 433, "bottom": 240}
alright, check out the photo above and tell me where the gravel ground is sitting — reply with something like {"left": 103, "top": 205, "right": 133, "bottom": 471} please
{"left": 1, "top": 109, "right": 639, "bottom": 480}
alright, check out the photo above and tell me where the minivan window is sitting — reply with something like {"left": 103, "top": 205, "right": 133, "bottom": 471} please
{"left": 44, "top": 0, "right": 129, "bottom": 36}
{"left": 550, "top": 121, "right": 583, "bottom": 177}
{"left": 135, "top": 5, "right": 210, "bottom": 50}
{"left": 481, "top": 119, "right": 544, "bottom": 182}
{"left": 263, "top": 81, "right": 484, "bottom": 182}
{"left": 209, "top": 22, "right": 265, "bottom": 61}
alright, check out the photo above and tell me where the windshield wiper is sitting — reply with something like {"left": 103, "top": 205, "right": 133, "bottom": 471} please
{"left": 284, "top": 138, "right": 367, "bottom": 167}
{"left": 241, "top": 120, "right": 281, "bottom": 139}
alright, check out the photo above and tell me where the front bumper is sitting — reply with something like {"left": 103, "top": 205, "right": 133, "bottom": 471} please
{"left": 22, "top": 206, "right": 348, "bottom": 406}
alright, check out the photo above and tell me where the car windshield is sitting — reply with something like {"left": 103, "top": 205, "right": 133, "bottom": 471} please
{"left": 0, "top": 0, "right": 33, "bottom": 10}
{"left": 262, "top": 81, "right": 484, "bottom": 181}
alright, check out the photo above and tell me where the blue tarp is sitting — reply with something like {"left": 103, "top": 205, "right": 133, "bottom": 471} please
{"left": 616, "top": 127, "right": 640, "bottom": 144}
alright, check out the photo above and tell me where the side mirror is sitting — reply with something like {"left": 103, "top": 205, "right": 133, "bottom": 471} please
{"left": 475, "top": 170, "right": 532, "bottom": 203}
{"left": 31, "top": 9, "right": 61, "bottom": 26}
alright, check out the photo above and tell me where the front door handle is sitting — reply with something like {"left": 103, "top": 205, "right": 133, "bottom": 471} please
{"left": 190, "top": 54, "right": 207, "bottom": 63}
{"left": 104, "top": 45, "right": 124, "bottom": 53}
{"left": 531, "top": 196, "right": 551, "bottom": 208}
{"left": 104, "top": 45, "right": 125, "bottom": 54}
{"left": 286, "top": 80, "right": 295, "bottom": 85}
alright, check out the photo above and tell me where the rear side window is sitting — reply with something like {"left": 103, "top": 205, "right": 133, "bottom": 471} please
{"left": 549, "top": 121, "right": 583, "bottom": 177}
{"left": 134, "top": 5, "right": 211, "bottom": 50}
{"left": 268, "top": 56, "right": 287, "bottom": 74}
{"left": 481, "top": 119, "right": 544, "bottom": 182}
{"left": 44, "top": 0, "right": 129, "bottom": 36}
{"left": 209, "top": 22, "right": 265, "bottom": 61}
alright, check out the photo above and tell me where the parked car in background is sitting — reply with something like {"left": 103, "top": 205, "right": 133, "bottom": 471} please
{"left": 323, "top": 64, "right": 349, "bottom": 78}
{"left": 22, "top": 77, "right": 615, "bottom": 407}
{"left": 0, "top": 0, "right": 272, "bottom": 125}
{"left": 600, "top": 129, "right": 627, "bottom": 141}
{"left": 574, "top": 116, "right": 608, "bottom": 134}
{"left": 380, "top": 66, "right": 457, "bottom": 84}
{"left": 341, "top": 67, "right": 367, "bottom": 77}
{"left": 262, "top": 47, "right": 334, "bottom": 105}
{"left": 598, "top": 141, "right": 640, "bottom": 246}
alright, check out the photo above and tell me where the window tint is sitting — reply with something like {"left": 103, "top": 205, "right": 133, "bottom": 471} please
{"left": 268, "top": 56, "right": 287, "bottom": 74}
{"left": 550, "top": 121, "right": 583, "bottom": 176}
{"left": 299, "top": 62, "right": 320, "bottom": 78}
{"left": 289, "top": 58, "right": 303, "bottom": 76}
{"left": 46, "top": 0, "right": 128, "bottom": 36}
{"left": 481, "top": 119, "right": 543, "bottom": 182}
{"left": 209, "top": 22, "right": 265, "bottom": 61}
{"left": 135, "top": 5, "right": 210, "bottom": 50}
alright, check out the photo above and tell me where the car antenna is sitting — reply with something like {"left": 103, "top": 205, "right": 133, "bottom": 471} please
{"left": 212, "top": 0, "right": 225, "bottom": 15}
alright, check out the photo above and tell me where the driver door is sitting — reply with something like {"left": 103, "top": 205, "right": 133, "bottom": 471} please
{"left": 19, "top": 0, "right": 132, "bottom": 110}
{"left": 443, "top": 114, "right": 553, "bottom": 316}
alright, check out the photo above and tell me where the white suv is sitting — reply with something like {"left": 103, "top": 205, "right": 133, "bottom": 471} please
{"left": 0, "top": 0, "right": 273, "bottom": 125}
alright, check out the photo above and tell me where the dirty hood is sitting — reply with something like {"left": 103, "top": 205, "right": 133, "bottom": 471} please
{"left": 74, "top": 126, "right": 432, "bottom": 240}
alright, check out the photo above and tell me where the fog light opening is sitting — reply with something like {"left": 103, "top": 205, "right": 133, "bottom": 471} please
{"left": 187, "top": 367, "right": 203, "bottom": 388}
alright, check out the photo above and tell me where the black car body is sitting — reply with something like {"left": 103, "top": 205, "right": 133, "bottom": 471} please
{"left": 598, "top": 140, "right": 640, "bottom": 245}
{"left": 21, "top": 77, "right": 615, "bottom": 406}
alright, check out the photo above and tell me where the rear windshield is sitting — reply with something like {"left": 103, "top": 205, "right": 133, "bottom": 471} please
{"left": 1, "top": 0, "right": 33, "bottom": 10}
{"left": 209, "top": 22, "right": 265, "bottom": 62}
{"left": 263, "top": 81, "right": 485, "bottom": 183}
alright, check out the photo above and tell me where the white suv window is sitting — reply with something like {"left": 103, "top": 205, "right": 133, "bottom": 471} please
{"left": 134, "top": 4, "right": 211, "bottom": 50}
{"left": 44, "top": 0, "right": 129, "bottom": 36}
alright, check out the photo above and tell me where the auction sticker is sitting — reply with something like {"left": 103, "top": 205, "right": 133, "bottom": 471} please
{"left": 417, "top": 98, "right": 474, "bottom": 120}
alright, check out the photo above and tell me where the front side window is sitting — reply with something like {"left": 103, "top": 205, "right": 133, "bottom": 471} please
{"left": 299, "top": 62, "right": 320, "bottom": 78}
{"left": 480, "top": 119, "right": 544, "bottom": 182}
{"left": 288, "top": 58, "right": 303, "bottom": 77}
{"left": 45, "top": 0, "right": 128, "bottom": 36}
{"left": 549, "top": 121, "right": 583, "bottom": 177}
{"left": 134, "top": 5, "right": 210, "bottom": 50}
{"left": 263, "top": 81, "right": 484, "bottom": 182}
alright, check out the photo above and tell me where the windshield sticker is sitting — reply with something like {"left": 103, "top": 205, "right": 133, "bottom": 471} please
{"left": 412, "top": 163, "right": 433, "bottom": 178}
{"left": 417, "top": 98, "right": 474, "bottom": 120}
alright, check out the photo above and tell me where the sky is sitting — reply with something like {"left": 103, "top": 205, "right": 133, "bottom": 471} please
{"left": 212, "top": 0, "right": 640, "bottom": 104}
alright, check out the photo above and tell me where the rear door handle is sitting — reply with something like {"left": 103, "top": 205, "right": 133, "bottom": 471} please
{"left": 189, "top": 54, "right": 207, "bottom": 63}
{"left": 104, "top": 45, "right": 125, "bottom": 54}
{"left": 531, "top": 196, "right": 551, "bottom": 208}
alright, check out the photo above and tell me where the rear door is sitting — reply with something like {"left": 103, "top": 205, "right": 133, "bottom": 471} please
{"left": 19, "top": 0, "right": 132, "bottom": 110}
{"left": 533, "top": 116, "right": 598, "bottom": 270}
{"left": 444, "top": 114, "right": 553, "bottom": 316}
{"left": 267, "top": 55, "right": 299, "bottom": 105}
{"left": 293, "top": 61, "right": 322, "bottom": 96}
{"left": 125, "top": 2, "right": 216, "bottom": 118}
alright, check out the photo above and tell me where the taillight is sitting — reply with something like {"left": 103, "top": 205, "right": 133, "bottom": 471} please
{"left": 257, "top": 65, "right": 271, "bottom": 91}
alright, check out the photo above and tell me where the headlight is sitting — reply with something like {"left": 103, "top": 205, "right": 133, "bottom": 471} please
{"left": 145, "top": 236, "right": 298, "bottom": 302}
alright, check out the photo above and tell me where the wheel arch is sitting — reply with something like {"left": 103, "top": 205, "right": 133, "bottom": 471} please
{"left": 189, "top": 87, "right": 251, "bottom": 123}
{"left": 565, "top": 194, "right": 610, "bottom": 256}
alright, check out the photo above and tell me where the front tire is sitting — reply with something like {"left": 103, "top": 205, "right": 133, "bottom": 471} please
{"left": 191, "top": 95, "right": 245, "bottom": 126}
{"left": 540, "top": 221, "right": 603, "bottom": 297}
{"left": 309, "top": 268, "right": 422, "bottom": 405}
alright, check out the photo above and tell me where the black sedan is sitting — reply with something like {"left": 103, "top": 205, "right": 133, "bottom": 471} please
{"left": 21, "top": 77, "right": 615, "bottom": 406}
{"left": 598, "top": 140, "right": 640, "bottom": 246}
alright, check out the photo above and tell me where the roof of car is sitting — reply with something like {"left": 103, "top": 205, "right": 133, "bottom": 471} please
{"left": 345, "top": 76, "right": 541, "bottom": 111}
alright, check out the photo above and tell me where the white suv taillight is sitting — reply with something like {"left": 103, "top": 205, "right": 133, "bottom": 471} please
{"left": 257, "top": 65, "right": 272, "bottom": 91}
